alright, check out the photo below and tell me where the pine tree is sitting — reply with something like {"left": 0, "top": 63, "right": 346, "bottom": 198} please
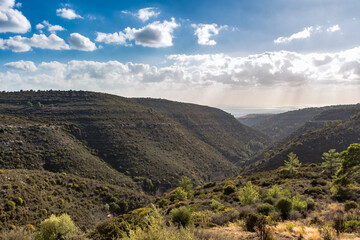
{"left": 284, "top": 152, "right": 301, "bottom": 175}
{"left": 321, "top": 149, "right": 341, "bottom": 176}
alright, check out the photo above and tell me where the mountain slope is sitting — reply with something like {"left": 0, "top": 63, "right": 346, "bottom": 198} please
{"left": 244, "top": 110, "right": 360, "bottom": 173}
{"left": 135, "top": 98, "right": 271, "bottom": 165}
{"left": 237, "top": 114, "right": 274, "bottom": 127}
{"left": 0, "top": 91, "right": 267, "bottom": 192}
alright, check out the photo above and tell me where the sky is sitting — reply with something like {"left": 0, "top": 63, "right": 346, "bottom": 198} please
{"left": 1, "top": 0, "right": 360, "bottom": 114}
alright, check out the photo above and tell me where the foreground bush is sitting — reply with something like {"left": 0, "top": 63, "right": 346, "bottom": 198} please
{"left": 35, "top": 213, "right": 77, "bottom": 240}
{"left": 276, "top": 198, "right": 292, "bottom": 219}
{"left": 239, "top": 181, "right": 259, "bottom": 205}
{"left": 171, "top": 207, "right": 193, "bottom": 228}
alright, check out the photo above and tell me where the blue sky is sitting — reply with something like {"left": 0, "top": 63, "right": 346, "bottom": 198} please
{"left": 1, "top": 0, "right": 360, "bottom": 112}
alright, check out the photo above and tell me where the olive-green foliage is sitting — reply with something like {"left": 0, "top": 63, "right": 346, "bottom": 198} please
{"left": 245, "top": 213, "right": 260, "bottom": 232}
{"left": 171, "top": 207, "right": 193, "bottom": 228}
{"left": 158, "top": 198, "right": 170, "bottom": 208}
{"left": 223, "top": 184, "right": 236, "bottom": 195}
{"left": 291, "top": 193, "right": 307, "bottom": 212}
{"left": 344, "top": 201, "right": 359, "bottom": 211}
{"left": 238, "top": 181, "right": 259, "bottom": 205}
{"left": 306, "top": 197, "right": 315, "bottom": 211}
{"left": 257, "top": 203, "right": 274, "bottom": 216}
{"left": 123, "top": 206, "right": 195, "bottom": 240}
{"left": 276, "top": 198, "right": 292, "bottom": 219}
{"left": 173, "top": 187, "right": 188, "bottom": 201}
{"left": 284, "top": 152, "right": 301, "bottom": 175}
{"left": 5, "top": 200, "right": 16, "bottom": 211}
{"left": 344, "top": 220, "right": 360, "bottom": 232}
{"left": 321, "top": 149, "right": 341, "bottom": 176}
{"left": 266, "top": 185, "right": 291, "bottom": 199}
{"left": 210, "top": 199, "right": 224, "bottom": 211}
{"left": 179, "top": 176, "right": 193, "bottom": 194}
{"left": 333, "top": 143, "right": 360, "bottom": 200}
{"left": 35, "top": 213, "right": 77, "bottom": 240}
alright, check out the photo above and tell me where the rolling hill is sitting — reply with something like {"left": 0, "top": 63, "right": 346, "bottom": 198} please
{"left": 0, "top": 90, "right": 270, "bottom": 193}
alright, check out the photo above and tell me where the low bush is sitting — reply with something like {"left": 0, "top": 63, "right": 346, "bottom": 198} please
{"left": 257, "top": 203, "right": 274, "bottom": 216}
{"left": 245, "top": 213, "right": 260, "bottom": 232}
{"left": 344, "top": 201, "right": 359, "bottom": 211}
{"left": 171, "top": 207, "right": 193, "bottom": 228}
{"left": 276, "top": 198, "right": 292, "bottom": 219}
{"left": 35, "top": 213, "right": 77, "bottom": 240}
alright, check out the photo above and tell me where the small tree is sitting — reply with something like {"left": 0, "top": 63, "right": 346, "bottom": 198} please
{"left": 179, "top": 176, "right": 192, "bottom": 193}
{"left": 35, "top": 214, "right": 77, "bottom": 240}
{"left": 239, "top": 181, "right": 259, "bottom": 205}
{"left": 284, "top": 152, "right": 301, "bottom": 175}
{"left": 321, "top": 149, "right": 341, "bottom": 176}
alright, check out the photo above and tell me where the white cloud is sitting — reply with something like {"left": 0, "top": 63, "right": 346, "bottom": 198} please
{"left": 274, "top": 27, "right": 313, "bottom": 44}
{"left": 191, "top": 23, "right": 227, "bottom": 45}
{"left": 95, "top": 32, "right": 127, "bottom": 45}
{"left": 0, "top": 0, "right": 30, "bottom": 33}
{"left": 68, "top": 33, "right": 97, "bottom": 51}
{"left": 96, "top": 18, "right": 179, "bottom": 48}
{"left": 137, "top": 7, "right": 160, "bottom": 22}
{"left": 36, "top": 20, "right": 65, "bottom": 33}
{"left": 56, "top": 8, "right": 83, "bottom": 20}
{"left": 3, "top": 47, "right": 360, "bottom": 107}
{"left": 327, "top": 24, "right": 340, "bottom": 32}
{"left": 4, "top": 60, "right": 37, "bottom": 72}
{"left": 0, "top": 34, "right": 69, "bottom": 52}
{"left": 275, "top": 24, "right": 342, "bottom": 44}
{"left": 122, "top": 7, "right": 160, "bottom": 22}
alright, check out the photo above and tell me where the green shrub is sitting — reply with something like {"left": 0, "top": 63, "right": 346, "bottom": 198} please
{"left": 344, "top": 201, "right": 359, "bottom": 211}
{"left": 210, "top": 199, "right": 224, "bottom": 211}
{"left": 174, "top": 187, "right": 188, "bottom": 201}
{"left": 257, "top": 203, "right": 274, "bottom": 216}
{"left": 276, "top": 198, "right": 292, "bottom": 219}
{"left": 245, "top": 213, "right": 259, "bottom": 232}
{"left": 40, "top": 209, "right": 48, "bottom": 215}
{"left": 223, "top": 184, "right": 236, "bottom": 195}
{"left": 5, "top": 200, "right": 16, "bottom": 211}
{"left": 239, "top": 181, "right": 259, "bottom": 205}
{"left": 35, "top": 213, "right": 77, "bottom": 240}
{"left": 267, "top": 185, "right": 281, "bottom": 198}
{"left": 291, "top": 193, "right": 307, "bottom": 212}
{"left": 158, "top": 198, "right": 170, "bottom": 208}
{"left": 306, "top": 197, "right": 315, "bottom": 211}
{"left": 171, "top": 207, "right": 192, "bottom": 228}
{"left": 344, "top": 220, "right": 360, "bottom": 232}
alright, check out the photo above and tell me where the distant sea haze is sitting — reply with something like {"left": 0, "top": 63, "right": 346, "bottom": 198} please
{"left": 220, "top": 106, "right": 300, "bottom": 117}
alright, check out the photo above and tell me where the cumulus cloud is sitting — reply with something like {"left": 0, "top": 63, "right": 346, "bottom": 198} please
{"left": 68, "top": 33, "right": 97, "bottom": 51}
{"left": 0, "top": 0, "right": 30, "bottom": 33}
{"left": 0, "top": 33, "right": 69, "bottom": 52}
{"left": 95, "top": 32, "right": 127, "bottom": 45}
{"left": 96, "top": 18, "right": 179, "bottom": 48}
{"left": 36, "top": 20, "right": 65, "bottom": 33}
{"left": 137, "top": 7, "right": 160, "bottom": 22}
{"left": 4, "top": 60, "right": 37, "bottom": 72}
{"left": 122, "top": 7, "right": 160, "bottom": 22}
{"left": 56, "top": 8, "right": 83, "bottom": 20}
{"left": 191, "top": 23, "right": 227, "bottom": 45}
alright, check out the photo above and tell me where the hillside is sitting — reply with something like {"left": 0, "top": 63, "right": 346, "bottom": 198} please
{"left": 0, "top": 91, "right": 269, "bottom": 192}
{"left": 135, "top": 98, "right": 271, "bottom": 165}
{"left": 0, "top": 169, "right": 153, "bottom": 232}
{"left": 248, "top": 104, "right": 360, "bottom": 142}
{"left": 237, "top": 114, "right": 274, "bottom": 127}
{"left": 244, "top": 110, "right": 360, "bottom": 173}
